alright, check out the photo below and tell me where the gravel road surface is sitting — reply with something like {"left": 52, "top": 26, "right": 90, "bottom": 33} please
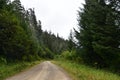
{"left": 6, "top": 61, "right": 71, "bottom": 80}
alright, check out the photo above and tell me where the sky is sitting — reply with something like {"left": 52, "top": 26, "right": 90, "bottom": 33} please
{"left": 19, "top": 0, "right": 85, "bottom": 39}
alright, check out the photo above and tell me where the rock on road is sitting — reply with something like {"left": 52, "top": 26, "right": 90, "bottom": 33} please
{"left": 6, "top": 61, "right": 71, "bottom": 80}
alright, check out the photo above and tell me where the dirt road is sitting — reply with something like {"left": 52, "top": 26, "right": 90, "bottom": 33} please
{"left": 6, "top": 61, "right": 71, "bottom": 80}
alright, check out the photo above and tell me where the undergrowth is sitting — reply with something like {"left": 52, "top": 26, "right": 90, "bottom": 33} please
{"left": 53, "top": 60, "right": 120, "bottom": 80}
{"left": 0, "top": 61, "right": 41, "bottom": 80}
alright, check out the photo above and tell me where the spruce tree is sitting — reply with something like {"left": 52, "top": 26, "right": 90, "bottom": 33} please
{"left": 75, "top": 0, "right": 120, "bottom": 70}
{"left": 68, "top": 30, "right": 76, "bottom": 51}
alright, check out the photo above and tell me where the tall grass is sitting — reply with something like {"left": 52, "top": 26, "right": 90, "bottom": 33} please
{"left": 0, "top": 61, "right": 41, "bottom": 80}
{"left": 53, "top": 60, "right": 120, "bottom": 80}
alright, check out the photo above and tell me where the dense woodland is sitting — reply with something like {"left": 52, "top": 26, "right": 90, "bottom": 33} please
{"left": 74, "top": 0, "right": 120, "bottom": 73}
{"left": 0, "top": 0, "right": 68, "bottom": 61}
{"left": 0, "top": 0, "right": 120, "bottom": 75}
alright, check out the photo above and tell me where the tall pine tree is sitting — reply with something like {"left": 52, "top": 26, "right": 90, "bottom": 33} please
{"left": 75, "top": 0, "right": 120, "bottom": 71}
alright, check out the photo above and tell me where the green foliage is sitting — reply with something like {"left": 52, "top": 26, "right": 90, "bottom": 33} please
{"left": 0, "top": 1, "right": 39, "bottom": 62}
{"left": 0, "top": 57, "right": 7, "bottom": 64}
{"left": 0, "top": 61, "right": 41, "bottom": 80}
{"left": 0, "top": 0, "right": 9, "bottom": 9}
{"left": 75, "top": 0, "right": 120, "bottom": 73}
{"left": 0, "top": 0, "right": 68, "bottom": 62}
{"left": 0, "top": 10, "right": 38, "bottom": 61}
{"left": 60, "top": 50, "right": 83, "bottom": 63}
{"left": 38, "top": 46, "right": 54, "bottom": 59}
{"left": 68, "top": 30, "right": 76, "bottom": 51}
{"left": 61, "top": 51, "right": 74, "bottom": 60}
{"left": 54, "top": 60, "right": 120, "bottom": 80}
{"left": 41, "top": 31, "right": 68, "bottom": 54}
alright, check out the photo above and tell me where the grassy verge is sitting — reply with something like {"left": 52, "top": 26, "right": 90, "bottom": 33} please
{"left": 53, "top": 60, "right": 120, "bottom": 80}
{"left": 0, "top": 60, "right": 42, "bottom": 80}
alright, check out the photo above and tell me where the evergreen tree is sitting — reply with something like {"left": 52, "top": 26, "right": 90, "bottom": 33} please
{"left": 75, "top": 0, "right": 120, "bottom": 71}
{"left": 0, "top": 0, "right": 9, "bottom": 9}
{"left": 68, "top": 30, "right": 76, "bottom": 51}
{"left": 12, "top": 0, "right": 24, "bottom": 13}
{"left": 0, "top": 0, "right": 39, "bottom": 61}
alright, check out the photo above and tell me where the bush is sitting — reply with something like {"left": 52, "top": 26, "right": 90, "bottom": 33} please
{"left": 0, "top": 57, "right": 7, "bottom": 64}
{"left": 38, "top": 46, "right": 54, "bottom": 59}
{"left": 61, "top": 50, "right": 76, "bottom": 60}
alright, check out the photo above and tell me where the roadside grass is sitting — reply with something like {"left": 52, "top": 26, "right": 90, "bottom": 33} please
{"left": 0, "top": 60, "right": 41, "bottom": 80}
{"left": 53, "top": 60, "right": 120, "bottom": 80}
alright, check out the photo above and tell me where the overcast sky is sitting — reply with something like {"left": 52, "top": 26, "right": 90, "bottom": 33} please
{"left": 20, "top": 0, "right": 84, "bottom": 39}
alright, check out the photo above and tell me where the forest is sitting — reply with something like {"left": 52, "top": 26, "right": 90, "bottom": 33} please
{"left": 0, "top": 0, "right": 120, "bottom": 79}
{"left": 0, "top": 0, "right": 68, "bottom": 61}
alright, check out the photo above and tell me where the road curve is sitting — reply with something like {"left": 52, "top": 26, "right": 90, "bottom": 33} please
{"left": 6, "top": 61, "right": 71, "bottom": 80}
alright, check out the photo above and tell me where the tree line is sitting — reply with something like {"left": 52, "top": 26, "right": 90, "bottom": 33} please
{"left": 0, "top": 0, "right": 120, "bottom": 74}
{"left": 67, "top": 0, "right": 120, "bottom": 74}
{"left": 0, "top": 0, "right": 68, "bottom": 62}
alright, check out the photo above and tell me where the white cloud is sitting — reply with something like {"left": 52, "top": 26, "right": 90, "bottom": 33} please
{"left": 20, "top": 0, "right": 85, "bottom": 39}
